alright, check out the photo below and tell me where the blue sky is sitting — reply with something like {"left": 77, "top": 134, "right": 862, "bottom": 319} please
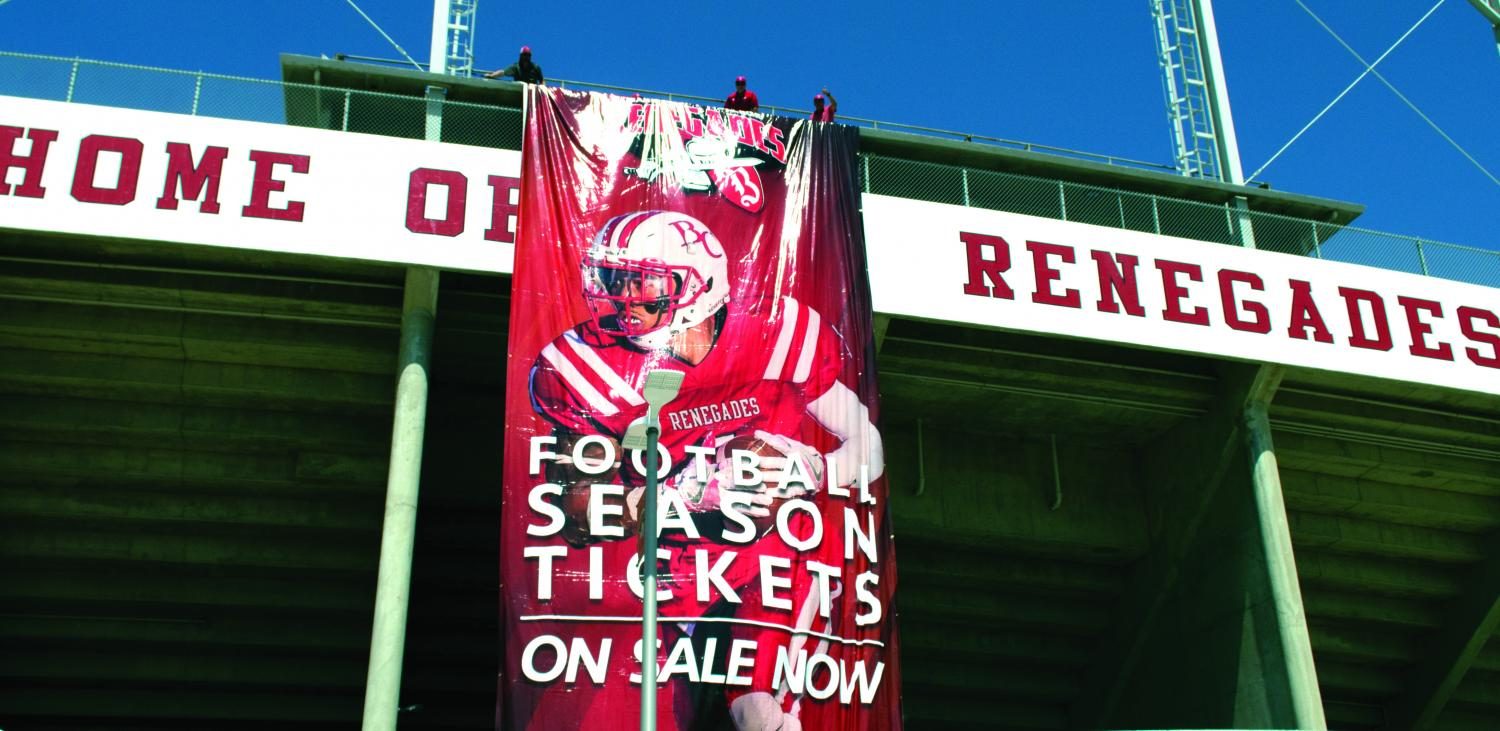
{"left": 2, "top": 1, "right": 1497, "bottom": 252}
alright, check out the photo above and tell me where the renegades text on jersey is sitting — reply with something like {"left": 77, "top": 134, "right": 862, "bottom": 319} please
{"left": 528, "top": 293, "right": 849, "bottom": 709}
{"left": 531, "top": 294, "right": 845, "bottom": 488}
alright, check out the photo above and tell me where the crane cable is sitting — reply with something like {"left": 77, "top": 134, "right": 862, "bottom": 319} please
{"left": 1247, "top": 0, "right": 1446, "bottom": 183}
{"left": 1256, "top": 0, "right": 1499, "bottom": 189}
{"left": 342, "top": 0, "right": 424, "bottom": 72}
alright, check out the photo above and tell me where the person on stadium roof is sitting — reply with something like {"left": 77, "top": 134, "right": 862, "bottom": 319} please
{"left": 809, "top": 87, "right": 837, "bottom": 123}
{"left": 725, "top": 75, "right": 760, "bottom": 112}
{"left": 485, "top": 45, "right": 543, "bottom": 84}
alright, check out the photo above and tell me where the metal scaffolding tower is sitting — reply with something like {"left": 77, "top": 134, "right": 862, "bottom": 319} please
{"left": 438, "top": 0, "right": 479, "bottom": 77}
{"left": 1151, "top": 0, "right": 1254, "bottom": 253}
{"left": 1152, "top": 0, "right": 1224, "bottom": 180}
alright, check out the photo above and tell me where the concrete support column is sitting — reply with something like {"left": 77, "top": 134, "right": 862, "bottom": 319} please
{"left": 361, "top": 267, "right": 440, "bottom": 731}
{"left": 1243, "top": 367, "right": 1326, "bottom": 729}
{"left": 1078, "top": 363, "right": 1325, "bottom": 730}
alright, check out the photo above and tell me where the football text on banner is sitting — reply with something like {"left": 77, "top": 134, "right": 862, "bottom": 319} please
{"left": 500, "top": 87, "right": 901, "bottom": 730}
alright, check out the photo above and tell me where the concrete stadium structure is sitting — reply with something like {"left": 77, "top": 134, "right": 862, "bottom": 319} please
{"left": 2, "top": 54, "right": 1499, "bottom": 731}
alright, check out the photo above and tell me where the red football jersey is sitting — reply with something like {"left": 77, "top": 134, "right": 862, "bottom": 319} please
{"left": 527, "top": 293, "right": 847, "bottom": 722}
{"left": 724, "top": 89, "right": 759, "bottom": 111}
{"left": 531, "top": 294, "right": 844, "bottom": 483}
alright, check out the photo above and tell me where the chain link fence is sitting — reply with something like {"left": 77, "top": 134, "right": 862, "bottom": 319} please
{"left": 0, "top": 52, "right": 522, "bottom": 150}
{"left": 2, "top": 52, "right": 1495, "bottom": 288}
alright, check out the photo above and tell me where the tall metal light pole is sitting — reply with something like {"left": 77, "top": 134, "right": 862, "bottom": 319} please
{"left": 621, "top": 369, "right": 685, "bottom": 731}
{"left": 1192, "top": 0, "right": 1260, "bottom": 250}
{"left": 1151, "top": 0, "right": 1246, "bottom": 184}
{"left": 1153, "top": 0, "right": 1258, "bottom": 247}
{"left": 429, "top": 0, "right": 479, "bottom": 77}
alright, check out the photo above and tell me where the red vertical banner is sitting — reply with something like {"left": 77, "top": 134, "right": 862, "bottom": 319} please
{"left": 500, "top": 87, "right": 900, "bottom": 731}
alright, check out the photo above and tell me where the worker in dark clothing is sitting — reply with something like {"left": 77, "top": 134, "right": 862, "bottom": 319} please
{"left": 725, "top": 75, "right": 759, "bottom": 112}
{"left": 810, "top": 87, "right": 837, "bottom": 122}
{"left": 486, "top": 46, "right": 543, "bottom": 84}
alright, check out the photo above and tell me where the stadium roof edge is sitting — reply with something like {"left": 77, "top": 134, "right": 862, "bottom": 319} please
{"left": 280, "top": 53, "right": 525, "bottom": 111}
{"left": 279, "top": 53, "right": 1364, "bottom": 227}
{"left": 859, "top": 128, "right": 1364, "bottom": 226}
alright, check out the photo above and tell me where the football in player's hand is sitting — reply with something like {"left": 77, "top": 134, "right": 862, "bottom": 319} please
{"left": 717, "top": 434, "right": 790, "bottom": 534}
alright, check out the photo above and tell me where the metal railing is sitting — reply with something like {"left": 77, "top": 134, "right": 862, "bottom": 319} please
{"left": 0, "top": 51, "right": 522, "bottom": 149}
{"left": 336, "top": 52, "right": 1177, "bottom": 172}
{"left": 860, "top": 156, "right": 1500, "bottom": 287}
{"left": 1, "top": 51, "right": 1495, "bottom": 288}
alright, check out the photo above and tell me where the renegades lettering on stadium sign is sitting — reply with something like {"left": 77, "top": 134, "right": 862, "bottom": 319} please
{"left": 0, "top": 124, "right": 523, "bottom": 240}
{"left": 958, "top": 231, "right": 1500, "bottom": 369}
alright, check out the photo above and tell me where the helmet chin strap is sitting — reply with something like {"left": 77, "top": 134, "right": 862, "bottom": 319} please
{"left": 628, "top": 325, "right": 677, "bottom": 350}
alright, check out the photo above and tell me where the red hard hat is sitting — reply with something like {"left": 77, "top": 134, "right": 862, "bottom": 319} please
{"left": 736, "top": 75, "right": 746, "bottom": 84}
{"left": 520, "top": 45, "right": 531, "bottom": 55}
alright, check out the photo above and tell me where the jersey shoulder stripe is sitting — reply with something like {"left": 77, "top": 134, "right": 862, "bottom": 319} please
{"left": 763, "top": 296, "right": 801, "bottom": 381}
{"left": 539, "top": 341, "right": 619, "bottom": 417}
{"left": 762, "top": 296, "right": 823, "bottom": 383}
{"left": 791, "top": 304, "right": 821, "bottom": 384}
{"left": 562, "top": 329, "right": 644, "bottom": 407}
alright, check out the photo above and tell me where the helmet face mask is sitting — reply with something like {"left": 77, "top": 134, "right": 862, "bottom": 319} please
{"left": 583, "top": 261, "right": 702, "bottom": 337}
{"left": 582, "top": 211, "right": 729, "bottom": 348}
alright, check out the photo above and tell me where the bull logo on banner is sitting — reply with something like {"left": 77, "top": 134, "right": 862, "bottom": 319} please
{"left": 622, "top": 101, "right": 784, "bottom": 214}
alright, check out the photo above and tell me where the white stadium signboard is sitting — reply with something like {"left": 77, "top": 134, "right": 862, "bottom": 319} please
{"left": 3, "top": 93, "right": 1497, "bottom": 396}
{"left": 862, "top": 194, "right": 1500, "bottom": 396}
{"left": 0, "top": 95, "right": 522, "bottom": 273}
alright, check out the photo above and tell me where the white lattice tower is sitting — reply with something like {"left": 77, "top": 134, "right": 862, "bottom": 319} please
{"left": 440, "top": 0, "right": 478, "bottom": 77}
{"left": 1150, "top": 0, "right": 1221, "bottom": 179}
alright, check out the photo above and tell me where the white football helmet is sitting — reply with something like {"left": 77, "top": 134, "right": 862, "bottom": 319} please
{"left": 582, "top": 210, "right": 731, "bottom": 349}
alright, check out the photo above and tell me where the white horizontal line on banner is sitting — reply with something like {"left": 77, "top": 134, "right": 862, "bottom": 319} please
{"left": 519, "top": 613, "right": 886, "bottom": 648}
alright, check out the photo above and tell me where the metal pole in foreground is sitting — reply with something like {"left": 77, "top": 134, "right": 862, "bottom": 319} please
{"left": 624, "top": 369, "right": 684, "bottom": 731}
{"left": 362, "top": 267, "right": 439, "bottom": 731}
{"left": 640, "top": 422, "right": 661, "bottom": 731}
